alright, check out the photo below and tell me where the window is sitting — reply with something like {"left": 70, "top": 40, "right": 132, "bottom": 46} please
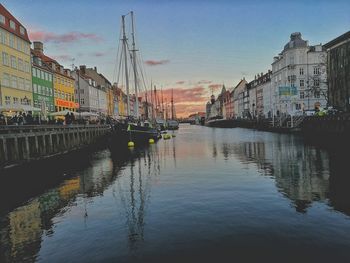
{"left": 9, "top": 20, "right": 16, "bottom": 30}
{"left": 2, "top": 52, "right": 9, "bottom": 66}
{"left": 314, "top": 67, "right": 320, "bottom": 75}
{"left": 41, "top": 70, "right": 44, "bottom": 79}
{"left": 18, "top": 58, "right": 24, "bottom": 71}
{"left": 296, "top": 103, "right": 301, "bottom": 110}
{"left": 20, "top": 26, "right": 25, "bottom": 35}
{"left": 300, "top": 79, "right": 304, "bottom": 87}
{"left": 314, "top": 91, "right": 320, "bottom": 98}
{"left": 80, "top": 98, "right": 85, "bottom": 105}
{"left": 13, "top": 97, "right": 19, "bottom": 105}
{"left": 25, "top": 80, "right": 30, "bottom": 91}
{"left": 24, "top": 61, "right": 30, "bottom": 73}
{"left": 5, "top": 96, "right": 11, "bottom": 105}
{"left": 314, "top": 78, "right": 320, "bottom": 87}
{"left": 0, "top": 28, "right": 6, "bottom": 44}
{"left": 49, "top": 74, "right": 52, "bottom": 82}
{"left": 299, "top": 68, "right": 304, "bottom": 75}
{"left": 33, "top": 83, "right": 38, "bottom": 93}
{"left": 9, "top": 34, "right": 14, "bottom": 48}
{"left": 17, "top": 38, "right": 21, "bottom": 51}
{"left": 18, "top": 78, "right": 24, "bottom": 90}
{"left": 0, "top": 14, "right": 5, "bottom": 24}
{"left": 300, "top": 91, "right": 305, "bottom": 99}
{"left": 2, "top": 73, "right": 10, "bottom": 87}
{"left": 11, "top": 56, "right": 17, "bottom": 69}
{"left": 11, "top": 75, "right": 17, "bottom": 89}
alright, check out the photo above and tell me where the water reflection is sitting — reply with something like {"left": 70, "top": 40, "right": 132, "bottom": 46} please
{"left": 215, "top": 131, "right": 350, "bottom": 214}
{"left": 0, "top": 145, "right": 163, "bottom": 263}
{"left": 1, "top": 126, "right": 350, "bottom": 262}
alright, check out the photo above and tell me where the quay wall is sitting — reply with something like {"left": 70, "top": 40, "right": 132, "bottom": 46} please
{"left": 0, "top": 125, "right": 111, "bottom": 170}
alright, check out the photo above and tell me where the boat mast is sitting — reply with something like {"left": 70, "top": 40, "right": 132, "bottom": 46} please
{"left": 171, "top": 88, "right": 174, "bottom": 120}
{"left": 131, "top": 11, "right": 139, "bottom": 119}
{"left": 122, "top": 15, "right": 130, "bottom": 116}
{"left": 161, "top": 88, "right": 164, "bottom": 119}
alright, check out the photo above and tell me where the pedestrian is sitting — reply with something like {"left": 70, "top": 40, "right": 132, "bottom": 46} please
{"left": 70, "top": 112, "right": 75, "bottom": 124}
{"left": 65, "top": 112, "right": 71, "bottom": 125}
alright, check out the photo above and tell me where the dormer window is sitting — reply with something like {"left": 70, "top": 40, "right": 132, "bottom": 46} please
{"left": 9, "top": 20, "right": 16, "bottom": 30}
{"left": 20, "top": 26, "right": 25, "bottom": 35}
{"left": 0, "top": 15, "right": 5, "bottom": 25}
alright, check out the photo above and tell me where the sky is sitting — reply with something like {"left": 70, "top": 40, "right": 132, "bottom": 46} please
{"left": 2, "top": 0, "right": 349, "bottom": 117}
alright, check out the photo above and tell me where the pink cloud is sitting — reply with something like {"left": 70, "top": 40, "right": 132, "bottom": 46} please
{"left": 208, "top": 84, "right": 222, "bottom": 91}
{"left": 52, "top": 55, "right": 72, "bottom": 61}
{"left": 144, "top": 59, "right": 170, "bottom": 66}
{"left": 92, "top": 52, "right": 105, "bottom": 57}
{"left": 198, "top": 80, "right": 212, "bottom": 84}
{"left": 29, "top": 31, "right": 103, "bottom": 44}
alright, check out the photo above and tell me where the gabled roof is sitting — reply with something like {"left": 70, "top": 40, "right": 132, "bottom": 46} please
{"left": 31, "top": 49, "right": 58, "bottom": 64}
{"left": 324, "top": 31, "right": 350, "bottom": 49}
{"left": 0, "top": 4, "right": 30, "bottom": 43}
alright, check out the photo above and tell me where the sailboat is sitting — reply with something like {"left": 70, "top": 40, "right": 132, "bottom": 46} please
{"left": 166, "top": 88, "right": 179, "bottom": 130}
{"left": 112, "top": 12, "right": 160, "bottom": 146}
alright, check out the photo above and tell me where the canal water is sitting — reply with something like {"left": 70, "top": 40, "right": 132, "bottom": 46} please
{"left": 1, "top": 124, "right": 350, "bottom": 262}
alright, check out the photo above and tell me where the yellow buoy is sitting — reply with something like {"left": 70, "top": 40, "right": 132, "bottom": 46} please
{"left": 163, "top": 134, "right": 171, "bottom": 140}
{"left": 149, "top": 138, "right": 155, "bottom": 144}
{"left": 128, "top": 141, "right": 135, "bottom": 147}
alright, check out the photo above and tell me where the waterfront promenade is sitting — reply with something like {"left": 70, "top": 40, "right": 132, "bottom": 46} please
{"left": 0, "top": 124, "right": 110, "bottom": 169}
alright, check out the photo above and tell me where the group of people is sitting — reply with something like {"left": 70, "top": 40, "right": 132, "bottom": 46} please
{"left": 0, "top": 112, "right": 37, "bottom": 125}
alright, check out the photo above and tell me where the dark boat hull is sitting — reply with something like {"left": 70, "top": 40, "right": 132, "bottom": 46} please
{"left": 112, "top": 123, "right": 160, "bottom": 146}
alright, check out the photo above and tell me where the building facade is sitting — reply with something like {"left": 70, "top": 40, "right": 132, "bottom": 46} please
{"left": 324, "top": 31, "right": 350, "bottom": 112}
{"left": 0, "top": 4, "right": 32, "bottom": 108}
{"left": 232, "top": 78, "right": 248, "bottom": 118}
{"left": 31, "top": 51, "right": 54, "bottom": 117}
{"left": 32, "top": 42, "right": 77, "bottom": 112}
{"left": 79, "top": 65, "right": 109, "bottom": 116}
{"left": 271, "top": 32, "right": 327, "bottom": 116}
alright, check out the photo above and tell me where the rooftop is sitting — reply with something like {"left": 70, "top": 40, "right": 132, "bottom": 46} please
{"left": 0, "top": 4, "right": 30, "bottom": 43}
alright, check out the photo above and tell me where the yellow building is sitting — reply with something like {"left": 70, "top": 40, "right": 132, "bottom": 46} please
{"left": 0, "top": 4, "right": 33, "bottom": 107}
{"left": 107, "top": 87, "right": 114, "bottom": 117}
{"left": 32, "top": 42, "right": 77, "bottom": 112}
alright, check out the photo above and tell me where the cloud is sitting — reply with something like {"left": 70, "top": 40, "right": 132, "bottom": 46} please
{"left": 29, "top": 31, "right": 103, "bottom": 44}
{"left": 208, "top": 84, "right": 222, "bottom": 92}
{"left": 51, "top": 55, "right": 73, "bottom": 61}
{"left": 198, "top": 80, "right": 212, "bottom": 84}
{"left": 92, "top": 52, "right": 105, "bottom": 57}
{"left": 176, "top": 81, "right": 185, "bottom": 85}
{"left": 144, "top": 59, "right": 170, "bottom": 66}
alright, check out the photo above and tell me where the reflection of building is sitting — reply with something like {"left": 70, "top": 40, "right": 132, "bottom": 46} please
{"left": 0, "top": 4, "right": 32, "bottom": 107}
{"left": 324, "top": 31, "right": 350, "bottom": 112}
{"left": 221, "top": 135, "right": 330, "bottom": 213}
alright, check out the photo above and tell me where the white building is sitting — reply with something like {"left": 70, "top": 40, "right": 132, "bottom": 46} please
{"left": 271, "top": 32, "right": 327, "bottom": 116}
{"left": 72, "top": 71, "right": 107, "bottom": 115}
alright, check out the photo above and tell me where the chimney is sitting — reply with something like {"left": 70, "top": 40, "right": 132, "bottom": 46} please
{"left": 94, "top": 66, "right": 97, "bottom": 72}
{"left": 33, "top": 41, "right": 44, "bottom": 54}
{"left": 80, "top": 65, "right": 86, "bottom": 75}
